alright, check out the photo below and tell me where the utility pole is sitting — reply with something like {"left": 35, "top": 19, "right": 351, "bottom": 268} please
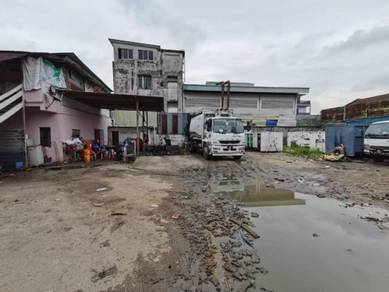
{"left": 216, "top": 80, "right": 231, "bottom": 110}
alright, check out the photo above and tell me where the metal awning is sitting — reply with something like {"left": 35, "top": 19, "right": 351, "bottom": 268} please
{"left": 58, "top": 89, "right": 164, "bottom": 112}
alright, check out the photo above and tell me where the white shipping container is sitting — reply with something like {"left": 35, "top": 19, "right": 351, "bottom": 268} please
{"left": 260, "top": 132, "right": 283, "bottom": 152}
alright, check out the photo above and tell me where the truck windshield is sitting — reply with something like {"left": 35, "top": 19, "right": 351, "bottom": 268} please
{"left": 213, "top": 119, "right": 244, "bottom": 134}
{"left": 365, "top": 123, "right": 389, "bottom": 138}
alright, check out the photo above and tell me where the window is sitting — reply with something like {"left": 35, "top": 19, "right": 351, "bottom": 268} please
{"left": 118, "top": 48, "right": 133, "bottom": 60}
{"left": 40, "top": 127, "right": 51, "bottom": 147}
{"left": 365, "top": 123, "right": 389, "bottom": 138}
{"left": 138, "top": 75, "right": 152, "bottom": 89}
{"left": 213, "top": 119, "right": 244, "bottom": 134}
{"left": 138, "top": 49, "right": 153, "bottom": 60}
{"left": 72, "top": 129, "right": 80, "bottom": 138}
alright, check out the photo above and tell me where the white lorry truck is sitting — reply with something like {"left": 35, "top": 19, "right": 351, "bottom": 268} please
{"left": 188, "top": 110, "right": 245, "bottom": 160}
{"left": 364, "top": 120, "right": 389, "bottom": 161}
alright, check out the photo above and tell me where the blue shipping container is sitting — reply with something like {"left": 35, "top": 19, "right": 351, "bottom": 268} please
{"left": 325, "top": 125, "right": 366, "bottom": 157}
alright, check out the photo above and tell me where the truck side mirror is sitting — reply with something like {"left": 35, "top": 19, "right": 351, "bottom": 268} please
{"left": 206, "top": 120, "right": 212, "bottom": 132}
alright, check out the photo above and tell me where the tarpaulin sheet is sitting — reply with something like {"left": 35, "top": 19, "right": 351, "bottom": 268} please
{"left": 22, "top": 57, "right": 66, "bottom": 90}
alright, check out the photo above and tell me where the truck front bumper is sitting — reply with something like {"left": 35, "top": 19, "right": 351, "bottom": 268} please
{"left": 210, "top": 145, "right": 245, "bottom": 156}
{"left": 366, "top": 149, "right": 389, "bottom": 156}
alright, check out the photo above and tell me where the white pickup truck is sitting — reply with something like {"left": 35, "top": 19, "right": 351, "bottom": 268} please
{"left": 188, "top": 111, "right": 245, "bottom": 160}
{"left": 364, "top": 121, "right": 389, "bottom": 161}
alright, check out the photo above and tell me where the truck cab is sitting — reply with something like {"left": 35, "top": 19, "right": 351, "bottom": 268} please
{"left": 203, "top": 116, "right": 245, "bottom": 159}
{"left": 188, "top": 111, "right": 246, "bottom": 160}
{"left": 364, "top": 121, "right": 389, "bottom": 161}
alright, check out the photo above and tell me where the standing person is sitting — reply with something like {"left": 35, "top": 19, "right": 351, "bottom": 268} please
{"left": 92, "top": 139, "right": 101, "bottom": 159}
{"left": 83, "top": 143, "right": 95, "bottom": 168}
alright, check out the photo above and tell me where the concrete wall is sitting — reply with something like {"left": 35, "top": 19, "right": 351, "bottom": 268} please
{"left": 249, "top": 127, "right": 324, "bottom": 151}
{"left": 111, "top": 40, "right": 184, "bottom": 127}
{"left": 184, "top": 91, "right": 298, "bottom": 127}
{"left": 287, "top": 130, "right": 325, "bottom": 152}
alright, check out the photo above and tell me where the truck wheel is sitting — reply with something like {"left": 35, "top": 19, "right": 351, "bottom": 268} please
{"left": 188, "top": 142, "right": 195, "bottom": 153}
{"left": 203, "top": 146, "right": 210, "bottom": 160}
{"left": 233, "top": 156, "right": 242, "bottom": 161}
{"left": 373, "top": 156, "right": 384, "bottom": 162}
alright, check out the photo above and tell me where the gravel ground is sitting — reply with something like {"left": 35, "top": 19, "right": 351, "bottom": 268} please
{"left": 0, "top": 153, "right": 388, "bottom": 292}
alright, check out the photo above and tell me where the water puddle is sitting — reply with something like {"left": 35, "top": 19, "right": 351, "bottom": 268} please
{"left": 210, "top": 177, "right": 389, "bottom": 292}
{"left": 209, "top": 178, "right": 305, "bottom": 207}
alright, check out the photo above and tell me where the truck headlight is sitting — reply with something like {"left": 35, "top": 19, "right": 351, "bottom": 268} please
{"left": 364, "top": 144, "right": 370, "bottom": 150}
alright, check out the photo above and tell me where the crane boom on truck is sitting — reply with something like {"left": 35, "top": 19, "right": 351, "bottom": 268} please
{"left": 187, "top": 81, "right": 246, "bottom": 160}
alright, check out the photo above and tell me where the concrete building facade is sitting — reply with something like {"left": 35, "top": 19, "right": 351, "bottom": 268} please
{"left": 109, "top": 39, "right": 185, "bottom": 128}
{"left": 183, "top": 82, "right": 310, "bottom": 127}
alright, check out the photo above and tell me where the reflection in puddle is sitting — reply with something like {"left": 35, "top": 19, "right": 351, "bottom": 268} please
{"left": 210, "top": 178, "right": 305, "bottom": 207}
{"left": 253, "top": 193, "right": 389, "bottom": 292}
{"left": 209, "top": 176, "right": 389, "bottom": 292}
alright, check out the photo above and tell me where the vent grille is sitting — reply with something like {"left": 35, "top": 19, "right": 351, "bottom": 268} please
{"left": 185, "top": 96, "right": 219, "bottom": 108}
{"left": 230, "top": 97, "right": 258, "bottom": 108}
{"left": 261, "top": 98, "right": 294, "bottom": 109}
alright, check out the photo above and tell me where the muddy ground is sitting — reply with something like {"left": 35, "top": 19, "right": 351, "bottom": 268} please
{"left": 0, "top": 152, "right": 388, "bottom": 292}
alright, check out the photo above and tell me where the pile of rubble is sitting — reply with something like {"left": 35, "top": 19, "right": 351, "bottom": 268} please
{"left": 170, "top": 184, "right": 265, "bottom": 291}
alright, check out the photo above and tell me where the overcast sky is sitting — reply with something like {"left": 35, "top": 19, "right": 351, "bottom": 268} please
{"left": 2, "top": 0, "right": 389, "bottom": 113}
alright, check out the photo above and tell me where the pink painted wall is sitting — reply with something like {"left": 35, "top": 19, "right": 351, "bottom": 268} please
{"left": 25, "top": 101, "right": 111, "bottom": 163}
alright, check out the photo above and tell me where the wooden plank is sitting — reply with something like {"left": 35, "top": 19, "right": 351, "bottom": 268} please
{"left": 229, "top": 218, "right": 260, "bottom": 239}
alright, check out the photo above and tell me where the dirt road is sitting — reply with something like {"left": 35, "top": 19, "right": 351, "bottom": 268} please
{"left": 243, "top": 152, "right": 389, "bottom": 208}
{"left": 0, "top": 153, "right": 388, "bottom": 291}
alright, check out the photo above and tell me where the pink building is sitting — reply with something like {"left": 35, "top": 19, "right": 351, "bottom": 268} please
{"left": 0, "top": 51, "right": 112, "bottom": 169}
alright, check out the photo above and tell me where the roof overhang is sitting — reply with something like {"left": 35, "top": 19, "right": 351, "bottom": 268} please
{"left": 58, "top": 89, "right": 164, "bottom": 112}
{"left": 183, "top": 83, "right": 310, "bottom": 95}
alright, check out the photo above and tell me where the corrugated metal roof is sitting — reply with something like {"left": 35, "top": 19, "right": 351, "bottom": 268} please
{"left": 183, "top": 83, "right": 309, "bottom": 95}
{"left": 0, "top": 51, "right": 111, "bottom": 92}
{"left": 109, "top": 38, "right": 185, "bottom": 55}
{"left": 347, "top": 93, "right": 389, "bottom": 106}
{"left": 109, "top": 38, "right": 161, "bottom": 50}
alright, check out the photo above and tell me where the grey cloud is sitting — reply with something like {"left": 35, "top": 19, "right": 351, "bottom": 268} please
{"left": 116, "top": 0, "right": 206, "bottom": 50}
{"left": 324, "top": 26, "right": 389, "bottom": 53}
{"left": 351, "top": 73, "right": 389, "bottom": 92}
